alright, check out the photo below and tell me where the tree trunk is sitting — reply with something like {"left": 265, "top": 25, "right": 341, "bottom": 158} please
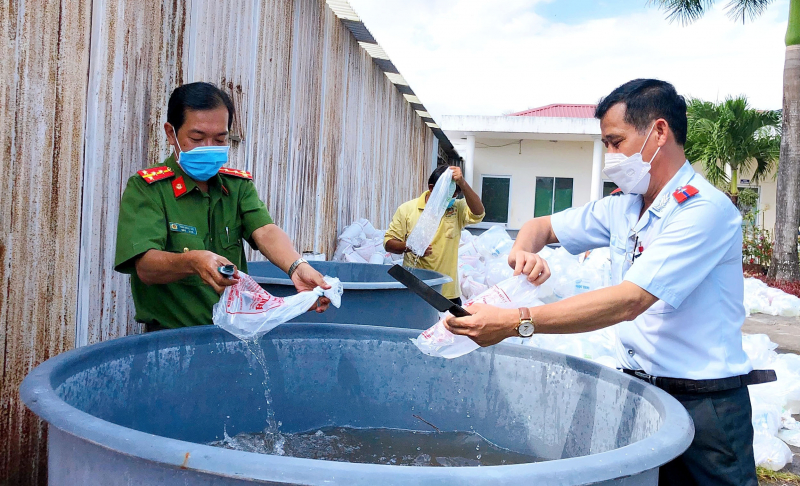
{"left": 729, "top": 166, "right": 739, "bottom": 205}
{"left": 769, "top": 40, "right": 800, "bottom": 280}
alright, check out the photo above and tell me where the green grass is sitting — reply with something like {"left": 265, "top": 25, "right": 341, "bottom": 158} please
{"left": 758, "top": 466, "right": 800, "bottom": 485}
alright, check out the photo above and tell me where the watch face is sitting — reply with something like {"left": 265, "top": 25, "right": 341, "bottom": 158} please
{"left": 518, "top": 322, "right": 535, "bottom": 337}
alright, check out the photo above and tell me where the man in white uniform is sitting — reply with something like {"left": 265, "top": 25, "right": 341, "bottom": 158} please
{"left": 444, "top": 79, "right": 774, "bottom": 485}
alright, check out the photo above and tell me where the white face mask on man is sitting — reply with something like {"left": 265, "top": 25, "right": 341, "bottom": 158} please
{"left": 603, "top": 122, "right": 661, "bottom": 195}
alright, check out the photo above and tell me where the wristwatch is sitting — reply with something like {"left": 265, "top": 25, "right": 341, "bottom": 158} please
{"left": 516, "top": 307, "right": 535, "bottom": 337}
{"left": 287, "top": 258, "right": 308, "bottom": 278}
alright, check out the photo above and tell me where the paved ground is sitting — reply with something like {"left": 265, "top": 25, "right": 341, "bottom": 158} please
{"left": 743, "top": 314, "right": 800, "bottom": 354}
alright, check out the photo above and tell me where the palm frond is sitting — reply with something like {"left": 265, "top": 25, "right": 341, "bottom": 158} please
{"left": 648, "top": 0, "right": 716, "bottom": 25}
{"left": 724, "top": 0, "right": 776, "bottom": 23}
{"left": 686, "top": 95, "right": 781, "bottom": 191}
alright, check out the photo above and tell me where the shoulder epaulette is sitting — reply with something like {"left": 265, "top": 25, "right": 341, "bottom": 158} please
{"left": 218, "top": 167, "right": 253, "bottom": 180}
{"left": 673, "top": 185, "right": 699, "bottom": 204}
{"left": 138, "top": 166, "right": 175, "bottom": 184}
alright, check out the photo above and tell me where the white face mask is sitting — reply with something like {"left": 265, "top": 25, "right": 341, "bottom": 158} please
{"left": 603, "top": 123, "right": 661, "bottom": 195}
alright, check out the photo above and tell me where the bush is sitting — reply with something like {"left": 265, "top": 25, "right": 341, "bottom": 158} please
{"left": 743, "top": 225, "right": 773, "bottom": 267}
{"left": 747, "top": 274, "right": 800, "bottom": 299}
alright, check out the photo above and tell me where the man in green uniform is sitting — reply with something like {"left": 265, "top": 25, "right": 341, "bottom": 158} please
{"left": 115, "top": 82, "right": 330, "bottom": 331}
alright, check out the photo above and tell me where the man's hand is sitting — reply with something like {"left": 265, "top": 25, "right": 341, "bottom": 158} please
{"left": 291, "top": 263, "right": 332, "bottom": 313}
{"left": 188, "top": 250, "right": 240, "bottom": 294}
{"left": 444, "top": 304, "right": 519, "bottom": 347}
{"left": 508, "top": 250, "right": 551, "bottom": 285}
{"left": 450, "top": 166, "right": 464, "bottom": 186}
{"left": 406, "top": 244, "right": 433, "bottom": 257}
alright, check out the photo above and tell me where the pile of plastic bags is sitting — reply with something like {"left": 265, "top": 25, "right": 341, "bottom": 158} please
{"left": 744, "top": 277, "right": 800, "bottom": 317}
{"left": 332, "top": 218, "right": 401, "bottom": 265}
{"left": 458, "top": 228, "right": 612, "bottom": 302}
{"left": 742, "top": 334, "right": 800, "bottom": 471}
{"left": 458, "top": 227, "right": 515, "bottom": 300}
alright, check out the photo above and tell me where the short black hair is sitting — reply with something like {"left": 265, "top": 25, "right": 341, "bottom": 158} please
{"left": 167, "top": 82, "right": 235, "bottom": 132}
{"left": 595, "top": 79, "right": 687, "bottom": 145}
{"left": 428, "top": 165, "right": 450, "bottom": 186}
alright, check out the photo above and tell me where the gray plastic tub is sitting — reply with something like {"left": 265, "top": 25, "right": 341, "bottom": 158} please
{"left": 247, "top": 261, "right": 451, "bottom": 329}
{"left": 21, "top": 324, "right": 692, "bottom": 485}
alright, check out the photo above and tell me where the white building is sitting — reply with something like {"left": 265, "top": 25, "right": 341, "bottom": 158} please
{"left": 442, "top": 104, "right": 778, "bottom": 231}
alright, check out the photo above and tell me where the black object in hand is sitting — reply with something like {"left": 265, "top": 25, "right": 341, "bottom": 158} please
{"left": 218, "top": 264, "right": 236, "bottom": 279}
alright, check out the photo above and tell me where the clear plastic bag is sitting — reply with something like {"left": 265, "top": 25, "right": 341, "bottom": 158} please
{"left": 473, "top": 225, "right": 513, "bottom": 260}
{"left": 406, "top": 169, "right": 455, "bottom": 256}
{"left": 411, "top": 275, "right": 546, "bottom": 359}
{"left": 484, "top": 257, "right": 514, "bottom": 288}
{"left": 742, "top": 334, "right": 779, "bottom": 370}
{"left": 213, "top": 272, "right": 343, "bottom": 341}
{"left": 754, "top": 432, "right": 793, "bottom": 471}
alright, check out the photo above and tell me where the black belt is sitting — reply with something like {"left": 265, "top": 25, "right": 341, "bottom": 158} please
{"left": 622, "top": 369, "right": 777, "bottom": 395}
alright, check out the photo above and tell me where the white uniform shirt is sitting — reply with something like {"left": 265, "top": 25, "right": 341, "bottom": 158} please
{"left": 551, "top": 161, "right": 752, "bottom": 379}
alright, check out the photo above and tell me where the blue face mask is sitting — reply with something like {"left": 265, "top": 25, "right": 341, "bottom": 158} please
{"left": 447, "top": 198, "right": 456, "bottom": 209}
{"left": 171, "top": 125, "right": 229, "bottom": 181}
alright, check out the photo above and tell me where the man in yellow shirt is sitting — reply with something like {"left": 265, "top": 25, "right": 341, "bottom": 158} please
{"left": 385, "top": 166, "right": 485, "bottom": 304}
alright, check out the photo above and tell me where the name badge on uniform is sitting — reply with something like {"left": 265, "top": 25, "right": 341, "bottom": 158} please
{"left": 169, "top": 222, "right": 197, "bottom": 235}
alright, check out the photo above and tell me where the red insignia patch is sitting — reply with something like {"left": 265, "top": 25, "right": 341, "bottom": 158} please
{"left": 672, "top": 185, "right": 699, "bottom": 204}
{"left": 137, "top": 166, "right": 175, "bottom": 184}
{"left": 218, "top": 167, "right": 253, "bottom": 180}
{"left": 172, "top": 176, "right": 187, "bottom": 198}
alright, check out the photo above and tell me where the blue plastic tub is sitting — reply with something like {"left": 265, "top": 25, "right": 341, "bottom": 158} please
{"left": 247, "top": 261, "right": 451, "bottom": 329}
{"left": 21, "top": 324, "right": 693, "bottom": 485}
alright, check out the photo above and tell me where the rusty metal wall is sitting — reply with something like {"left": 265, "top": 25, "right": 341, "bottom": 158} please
{"left": 0, "top": 1, "right": 91, "bottom": 483}
{"left": 72, "top": 0, "right": 435, "bottom": 343}
{"left": 187, "top": 0, "right": 433, "bottom": 258}
{"left": 76, "top": 0, "right": 187, "bottom": 346}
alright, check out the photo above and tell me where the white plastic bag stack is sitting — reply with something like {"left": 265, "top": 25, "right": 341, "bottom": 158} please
{"left": 213, "top": 272, "right": 343, "bottom": 341}
{"left": 512, "top": 327, "right": 618, "bottom": 369}
{"left": 406, "top": 169, "right": 455, "bottom": 257}
{"left": 332, "top": 218, "right": 396, "bottom": 265}
{"left": 457, "top": 227, "right": 515, "bottom": 300}
{"left": 743, "top": 333, "right": 800, "bottom": 470}
{"left": 744, "top": 277, "right": 800, "bottom": 317}
{"left": 411, "top": 275, "right": 547, "bottom": 359}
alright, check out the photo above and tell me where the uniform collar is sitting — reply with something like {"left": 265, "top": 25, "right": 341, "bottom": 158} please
{"left": 631, "top": 161, "right": 695, "bottom": 234}
{"left": 416, "top": 191, "right": 430, "bottom": 211}
{"left": 164, "top": 155, "right": 228, "bottom": 198}
{"left": 648, "top": 161, "right": 696, "bottom": 216}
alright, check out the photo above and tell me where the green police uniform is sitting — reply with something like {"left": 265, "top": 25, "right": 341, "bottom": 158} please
{"left": 114, "top": 155, "right": 273, "bottom": 328}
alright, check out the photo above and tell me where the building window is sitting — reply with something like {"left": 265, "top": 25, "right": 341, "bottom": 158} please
{"left": 480, "top": 175, "right": 511, "bottom": 224}
{"left": 603, "top": 181, "right": 619, "bottom": 197}
{"left": 534, "top": 177, "right": 573, "bottom": 217}
{"left": 737, "top": 185, "right": 761, "bottom": 227}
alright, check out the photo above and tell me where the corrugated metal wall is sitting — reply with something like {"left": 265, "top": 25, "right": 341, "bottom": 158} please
{"left": 76, "top": 0, "right": 187, "bottom": 347}
{"left": 1, "top": 1, "right": 91, "bottom": 483}
{"left": 2, "top": 0, "right": 439, "bottom": 483}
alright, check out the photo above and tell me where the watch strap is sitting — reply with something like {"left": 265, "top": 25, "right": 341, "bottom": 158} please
{"left": 288, "top": 258, "right": 308, "bottom": 278}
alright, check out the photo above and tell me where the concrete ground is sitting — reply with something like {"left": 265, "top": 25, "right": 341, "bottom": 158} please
{"left": 744, "top": 314, "right": 800, "bottom": 355}
{"left": 743, "top": 314, "right": 800, "bottom": 482}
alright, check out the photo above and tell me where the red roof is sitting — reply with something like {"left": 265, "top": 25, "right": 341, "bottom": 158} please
{"left": 510, "top": 104, "right": 597, "bottom": 118}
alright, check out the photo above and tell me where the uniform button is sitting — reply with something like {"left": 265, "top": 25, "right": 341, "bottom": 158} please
{"left": 183, "top": 247, "right": 189, "bottom": 253}
{"left": 628, "top": 349, "right": 635, "bottom": 357}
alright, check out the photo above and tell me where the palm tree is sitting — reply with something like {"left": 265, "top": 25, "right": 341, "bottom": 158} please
{"left": 685, "top": 97, "right": 780, "bottom": 203}
{"left": 649, "top": 0, "right": 800, "bottom": 281}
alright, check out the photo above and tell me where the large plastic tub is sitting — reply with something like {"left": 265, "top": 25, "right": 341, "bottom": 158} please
{"left": 247, "top": 261, "right": 451, "bottom": 329}
{"left": 21, "top": 325, "right": 692, "bottom": 485}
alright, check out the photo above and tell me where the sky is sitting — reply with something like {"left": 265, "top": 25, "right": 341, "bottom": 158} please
{"left": 347, "top": 0, "right": 789, "bottom": 119}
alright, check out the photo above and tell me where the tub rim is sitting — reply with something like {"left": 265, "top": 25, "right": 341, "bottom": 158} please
{"left": 246, "top": 261, "right": 452, "bottom": 290}
{"left": 20, "top": 324, "right": 694, "bottom": 486}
